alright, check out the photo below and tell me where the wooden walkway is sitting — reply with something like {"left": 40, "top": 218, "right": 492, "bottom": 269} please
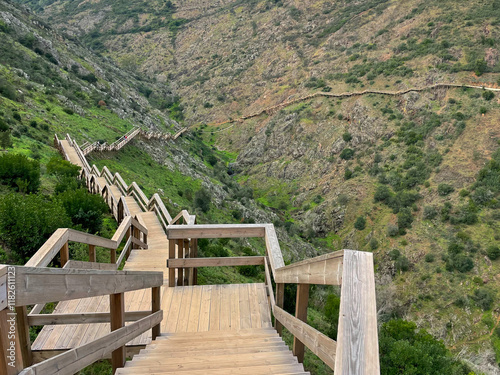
{"left": 32, "top": 142, "right": 274, "bottom": 360}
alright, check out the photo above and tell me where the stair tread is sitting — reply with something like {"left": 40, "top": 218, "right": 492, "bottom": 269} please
{"left": 116, "top": 363, "right": 306, "bottom": 375}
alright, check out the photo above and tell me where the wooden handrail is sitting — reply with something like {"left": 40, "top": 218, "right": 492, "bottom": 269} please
{"left": 11, "top": 266, "right": 163, "bottom": 306}
{"left": 167, "top": 256, "right": 265, "bottom": 268}
{"left": 19, "top": 311, "right": 163, "bottom": 375}
{"left": 27, "top": 310, "right": 153, "bottom": 326}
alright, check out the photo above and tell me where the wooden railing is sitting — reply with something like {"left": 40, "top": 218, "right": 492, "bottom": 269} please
{"left": 166, "top": 224, "right": 380, "bottom": 375}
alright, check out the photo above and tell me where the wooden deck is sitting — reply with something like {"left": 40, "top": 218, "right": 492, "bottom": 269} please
{"left": 32, "top": 147, "right": 273, "bottom": 355}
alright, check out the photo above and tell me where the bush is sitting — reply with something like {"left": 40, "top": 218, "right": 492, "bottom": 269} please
{"left": 437, "top": 183, "right": 454, "bottom": 196}
{"left": 344, "top": 168, "right": 353, "bottom": 180}
{"left": 379, "top": 319, "right": 471, "bottom": 375}
{"left": 324, "top": 294, "right": 340, "bottom": 339}
{"left": 194, "top": 188, "right": 211, "bottom": 213}
{"left": 339, "top": 148, "right": 354, "bottom": 160}
{"left": 342, "top": 132, "right": 352, "bottom": 142}
{"left": 483, "top": 90, "right": 495, "bottom": 101}
{"left": 397, "top": 207, "right": 413, "bottom": 230}
{"left": 0, "top": 153, "right": 40, "bottom": 193}
{"left": 0, "top": 194, "right": 71, "bottom": 260}
{"left": 473, "top": 288, "right": 495, "bottom": 311}
{"left": 354, "top": 216, "right": 366, "bottom": 230}
{"left": 58, "top": 189, "right": 108, "bottom": 233}
{"left": 425, "top": 253, "right": 435, "bottom": 262}
{"left": 47, "top": 156, "right": 81, "bottom": 177}
{"left": 423, "top": 206, "right": 437, "bottom": 220}
{"left": 486, "top": 245, "right": 500, "bottom": 260}
{"left": 369, "top": 237, "right": 379, "bottom": 250}
{"left": 374, "top": 185, "right": 392, "bottom": 202}
{"left": 387, "top": 224, "right": 399, "bottom": 236}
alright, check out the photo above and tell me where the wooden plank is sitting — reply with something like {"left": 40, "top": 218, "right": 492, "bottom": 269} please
{"left": 248, "top": 284, "right": 261, "bottom": 329}
{"left": 264, "top": 257, "right": 276, "bottom": 308}
{"left": 19, "top": 311, "right": 162, "bottom": 375}
{"left": 229, "top": 284, "right": 240, "bottom": 330}
{"left": 293, "top": 284, "right": 309, "bottom": 363}
{"left": 219, "top": 285, "right": 231, "bottom": 330}
{"left": 25, "top": 229, "right": 69, "bottom": 267}
{"left": 209, "top": 285, "right": 221, "bottom": 331}
{"left": 0, "top": 307, "right": 23, "bottom": 374}
{"left": 64, "top": 260, "right": 117, "bottom": 271}
{"left": 0, "top": 266, "right": 7, "bottom": 311}
{"left": 264, "top": 225, "right": 285, "bottom": 277}
{"left": 111, "top": 216, "right": 132, "bottom": 244}
{"left": 67, "top": 229, "right": 116, "bottom": 249}
{"left": 130, "top": 236, "right": 148, "bottom": 250}
{"left": 256, "top": 284, "right": 272, "bottom": 328}
{"left": 14, "top": 267, "right": 163, "bottom": 306}
{"left": 168, "top": 240, "right": 176, "bottom": 288}
{"left": 275, "top": 283, "right": 284, "bottom": 336}
{"left": 177, "top": 239, "right": 183, "bottom": 287}
{"left": 274, "top": 251, "right": 344, "bottom": 285}
{"left": 273, "top": 305, "right": 336, "bottom": 369}
{"left": 166, "top": 224, "right": 266, "bottom": 239}
{"left": 60, "top": 242, "right": 69, "bottom": 268}
{"left": 151, "top": 287, "right": 161, "bottom": 340}
{"left": 116, "top": 236, "right": 132, "bottom": 267}
{"left": 110, "top": 293, "right": 125, "bottom": 372}
{"left": 186, "top": 286, "right": 202, "bottom": 332}
{"left": 16, "top": 306, "right": 33, "bottom": 367}
{"left": 176, "top": 287, "right": 193, "bottom": 332}
{"left": 27, "top": 311, "right": 153, "bottom": 326}
{"left": 130, "top": 218, "right": 148, "bottom": 236}
{"left": 165, "top": 287, "right": 183, "bottom": 332}
{"left": 167, "top": 256, "right": 265, "bottom": 269}
{"left": 88, "top": 245, "right": 96, "bottom": 263}
{"left": 239, "top": 284, "right": 251, "bottom": 329}
{"left": 335, "top": 250, "right": 380, "bottom": 375}
{"left": 197, "top": 285, "right": 212, "bottom": 332}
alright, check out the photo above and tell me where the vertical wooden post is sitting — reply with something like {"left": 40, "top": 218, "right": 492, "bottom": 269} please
{"left": 184, "top": 239, "right": 190, "bottom": 286}
{"left": 142, "top": 231, "right": 148, "bottom": 248}
{"left": 110, "top": 293, "right": 125, "bottom": 373}
{"left": 15, "top": 306, "right": 32, "bottom": 367}
{"left": 0, "top": 309, "right": 23, "bottom": 374}
{"left": 168, "top": 239, "right": 176, "bottom": 287}
{"left": 60, "top": 241, "right": 69, "bottom": 268}
{"left": 335, "top": 250, "right": 380, "bottom": 375}
{"left": 125, "top": 227, "right": 132, "bottom": 259}
{"left": 151, "top": 287, "right": 161, "bottom": 340}
{"left": 293, "top": 284, "right": 309, "bottom": 363}
{"left": 89, "top": 244, "right": 96, "bottom": 263}
{"left": 192, "top": 239, "right": 198, "bottom": 285}
{"left": 133, "top": 227, "right": 141, "bottom": 249}
{"left": 275, "top": 283, "right": 285, "bottom": 336}
{"left": 177, "top": 239, "right": 184, "bottom": 287}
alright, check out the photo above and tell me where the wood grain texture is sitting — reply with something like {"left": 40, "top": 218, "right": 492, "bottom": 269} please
{"left": 167, "top": 256, "right": 265, "bottom": 268}
{"left": 19, "top": 311, "right": 162, "bottom": 375}
{"left": 166, "top": 224, "right": 266, "bottom": 239}
{"left": 292, "top": 284, "right": 309, "bottom": 363}
{"left": 25, "top": 228, "right": 68, "bottom": 267}
{"left": 27, "top": 311, "right": 152, "bottom": 326}
{"left": 264, "top": 225, "right": 285, "bottom": 277}
{"left": 273, "top": 305, "right": 336, "bottom": 369}
{"left": 14, "top": 267, "right": 163, "bottom": 306}
{"left": 335, "top": 250, "right": 380, "bottom": 375}
{"left": 110, "top": 293, "right": 126, "bottom": 372}
{"left": 274, "top": 250, "right": 343, "bottom": 285}
{"left": 64, "top": 260, "right": 117, "bottom": 271}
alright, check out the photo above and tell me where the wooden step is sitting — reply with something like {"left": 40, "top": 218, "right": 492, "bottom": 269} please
{"left": 137, "top": 345, "right": 289, "bottom": 357}
{"left": 116, "top": 363, "right": 307, "bottom": 375}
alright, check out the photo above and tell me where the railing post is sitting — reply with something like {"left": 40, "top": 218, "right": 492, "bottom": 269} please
{"left": 151, "top": 287, "right": 161, "bottom": 340}
{"left": 126, "top": 226, "right": 132, "bottom": 259}
{"left": 177, "top": 239, "right": 184, "bottom": 286}
{"left": 275, "top": 283, "right": 284, "bottom": 336}
{"left": 133, "top": 226, "right": 141, "bottom": 249}
{"left": 89, "top": 244, "right": 96, "bottom": 262}
{"left": 15, "top": 306, "right": 33, "bottom": 367}
{"left": 110, "top": 293, "right": 125, "bottom": 373}
{"left": 0, "top": 308, "right": 23, "bottom": 374}
{"left": 168, "top": 239, "right": 176, "bottom": 287}
{"left": 192, "top": 238, "right": 198, "bottom": 285}
{"left": 60, "top": 241, "right": 69, "bottom": 268}
{"left": 184, "top": 239, "right": 190, "bottom": 286}
{"left": 293, "top": 284, "right": 309, "bottom": 363}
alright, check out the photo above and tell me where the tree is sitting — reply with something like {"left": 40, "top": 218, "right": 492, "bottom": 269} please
{"left": 379, "top": 319, "right": 471, "bottom": 375}
{"left": 0, "top": 153, "right": 40, "bottom": 193}
{"left": 0, "top": 194, "right": 71, "bottom": 260}
{"left": 324, "top": 294, "right": 340, "bottom": 339}
{"left": 47, "top": 156, "right": 81, "bottom": 178}
{"left": 354, "top": 216, "right": 366, "bottom": 230}
{"left": 437, "top": 183, "right": 454, "bottom": 196}
{"left": 486, "top": 245, "right": 500, "bottom": 260}
{"left": 340, "top": 148, "right": 355, "bottom": 160}
{"left": 58, "top": 189, "right": 108, "bottom": 233}
{"left": 194, "top": 187, "right": 211, "bottom": 213}
{"left": 397, "top": 207, "right": 413, "bottom": 230}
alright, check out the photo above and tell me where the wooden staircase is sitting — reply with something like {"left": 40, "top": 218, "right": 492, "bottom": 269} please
{"left": 116, "top": 328, "right": 309, "bottom": 375}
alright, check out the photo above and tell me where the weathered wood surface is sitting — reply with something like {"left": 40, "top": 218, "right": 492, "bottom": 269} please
{"left": 273, "top": 305, "right": 336, "bottom": 369}
{"left": 0, "top": 265, "right": 7, "bottom": 311}
{"left": 293, "top": 284, "right": 309, "bottom": 363}
{"left": 167, "top": 256, "right": 265, "bottom": 268}
{"left": 335, "top": 250, "right": 380, "bottom": 375}
{"left": 28, "top": 311, "right": 153, "bottom": 326}
{"left": 14, "top": 267, "right": 163, "bottom": 306}
{"left": 25, "top": 228, "right": 68, "bottom": 268}
{"left": 63, "top": 260, "right": 117, "bottom": 271}
{"left": 167, "top": 224, "right": 266, "bottom": 239}
{"left": 264, "top": 225, "right": 285, "bottom": 276}
{"left": 19, "top": 311, "right": 162, "bottom": 375}
{"left": 274, "top": 250, "right": 343, "bottom": 285}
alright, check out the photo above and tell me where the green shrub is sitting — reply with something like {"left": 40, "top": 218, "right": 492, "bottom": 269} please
{"left": 194, "top": 187, "right": 211, "bottom": 212}
{"left": 423, "top": 206, "right": 437, "bottom": 220}
{"left": 437, "top": 183, "right": 454, "bottom": 196}
{"left": 342, "top": 132, "right": 352, "bottom": 142}
{"left": 354, "top": 216, "right": 366, "bottom": 230}
{"left": 340, "top": 148, "right": 354, "bottom": 160}
{"left": 473, "top": 288, "right": 495, "bottom": 311}
{"left": 387, "top": 223, "right": 399, "bottom": 236}
{"left": 425, "top": 253, "right": 435, "bottom": 262}
{"left": 379, "top": 319, "right": 471, "bottom": 375}
{"left": 369, "top": 237, "right": 379, "bottom": 250}
{"left": 344, "top": 168, "right": 353, "bottom": 180}
{"left": 0, "top": 153, "right": 40, "bottom": 193}
{"left": 58, "top": 189, "right": 108, "bottom": 233}
{"left": 374, "top": 185, "right": 392, "bottom": 202}
{"left": 0, "top": 194, "right": 71, "bottom": 260}
{"left": 324, "top": 293, "right": 340, "bottom": 339}
{"left": 47, "top": 156, "right": 81, "bottom": 177}
{"left": 487, "top": 245, "right": 500, "bottom": 260}
{"left": 483, "top": 90, "right": 495, "bottom": 101}
{"left": 397, "top": 207, "right": 413, "bottom": 230}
